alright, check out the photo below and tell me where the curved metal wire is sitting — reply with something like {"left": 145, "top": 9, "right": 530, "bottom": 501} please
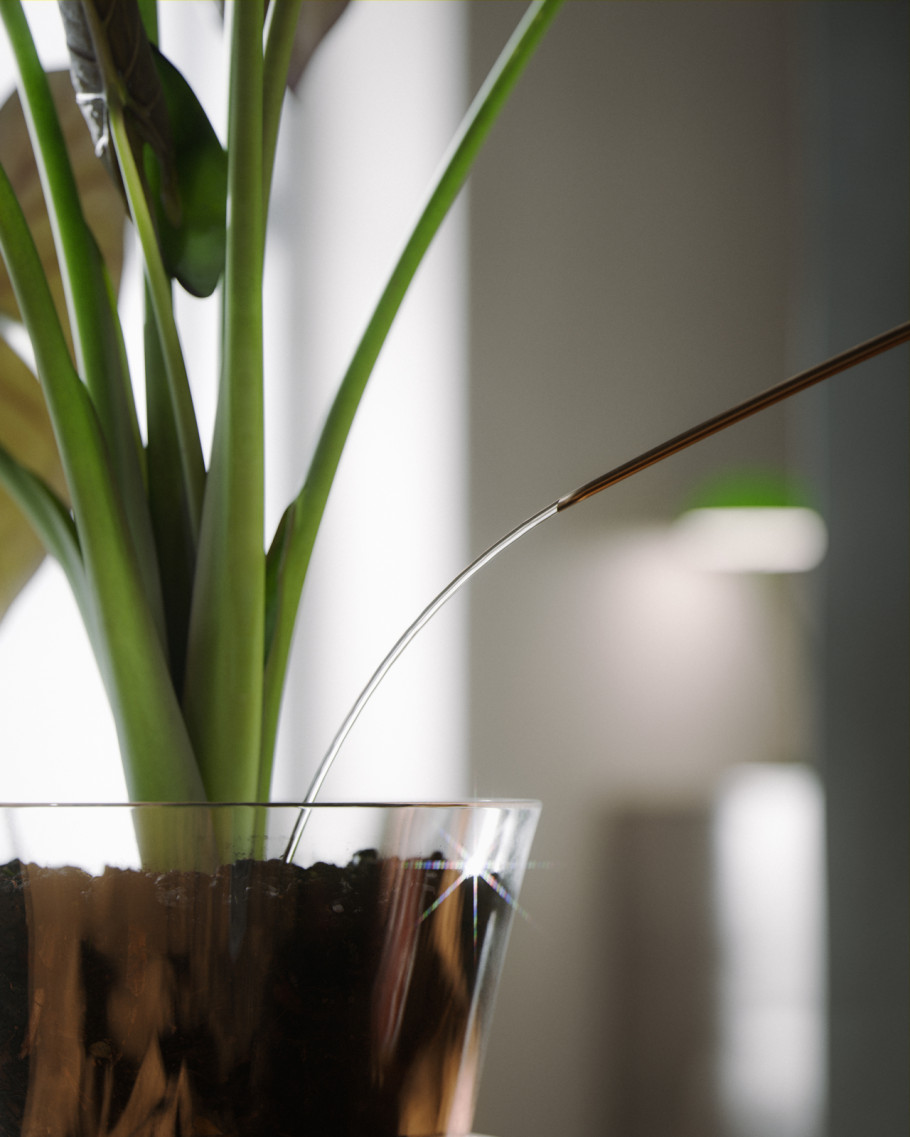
{"left": 558, "top": 321, "right": 910, "bottom": 509}
{"left": 283, "top": 319, "right": 909, "bottom": 859}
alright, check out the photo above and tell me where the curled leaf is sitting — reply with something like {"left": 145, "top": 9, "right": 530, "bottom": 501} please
{"left": 55, "top": 1, "right": 114, "bottom": 175}
{"left": 60, "top": 1, "right": 226, "bottom": 296}
{"left": 57, "top": 0, "right": 179, "bottom": 219}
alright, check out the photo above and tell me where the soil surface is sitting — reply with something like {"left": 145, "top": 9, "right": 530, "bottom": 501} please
{"left": 0, "top": 853, "right": 502, "bottom": 1137}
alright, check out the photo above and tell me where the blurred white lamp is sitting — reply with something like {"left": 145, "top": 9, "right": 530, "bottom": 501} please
{"left": 674, "top": 471, "right": 828, "bottom": 573}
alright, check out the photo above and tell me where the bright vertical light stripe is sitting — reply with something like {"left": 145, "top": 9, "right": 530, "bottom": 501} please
{"left": 713, "top": 763, "right": 826, "bottom": 1136}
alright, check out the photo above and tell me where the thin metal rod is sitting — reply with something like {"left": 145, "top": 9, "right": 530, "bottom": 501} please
{"left": 282, "top": 502, "right": 557, "bottom": 859}
{"left": 299, "top": 503, "right": 558, "bottom": 804}
{"left": 558, "top": 321, "right": 910, "bottom": 510}
{"left": 286, "top": 320, "right": 909, "bottom": 846}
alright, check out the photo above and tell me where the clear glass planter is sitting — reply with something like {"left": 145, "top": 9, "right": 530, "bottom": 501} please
{"left": 0, "top": 801, "right": 539, "bottom": 1137}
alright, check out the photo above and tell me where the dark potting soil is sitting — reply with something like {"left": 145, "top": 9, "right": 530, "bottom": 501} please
{"left": 0, "top": 852, "right": 503, "bottom": 1137}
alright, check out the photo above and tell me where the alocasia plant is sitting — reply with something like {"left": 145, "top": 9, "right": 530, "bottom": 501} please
{"left": 0, "top": 0, "right": 564, "bottom": 811}
{"left": 0, "top": 0, "right": 906, "bottom": 828}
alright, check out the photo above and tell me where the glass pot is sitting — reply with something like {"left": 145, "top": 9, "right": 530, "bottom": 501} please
{"left": 0, "top": 801, "right": 539, "bottom": 1137}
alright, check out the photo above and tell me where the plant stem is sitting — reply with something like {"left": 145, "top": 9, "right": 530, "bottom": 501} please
{"left": 145, "top": 286, "right": 196, "bottom": 690}
{"left": 260, "top": 0, "right": 566, "bottom": 775}
{"left": 0, "top": 157, "right": 206, "bottom": 803}
{"left": 0, "top": 0, "right": 165, "bottom": 638}
{"left": 98, "top": 35, "right": 206, "bottom": 545}
{"left": 183, "top": 0, "right": 266, "bottom": 803}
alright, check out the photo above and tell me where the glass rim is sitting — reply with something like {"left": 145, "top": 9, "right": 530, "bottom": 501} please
{"left": 0, "top": 799, "right": 542, "bottom": 810}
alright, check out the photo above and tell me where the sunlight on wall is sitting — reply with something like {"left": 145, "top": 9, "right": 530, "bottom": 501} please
{"left": 266, "top": 2, "right": 469, "bottom": 802}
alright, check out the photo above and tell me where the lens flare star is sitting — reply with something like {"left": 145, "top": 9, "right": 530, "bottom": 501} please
{"left": 405, "top": 828, "right": 530, "bottom": 957}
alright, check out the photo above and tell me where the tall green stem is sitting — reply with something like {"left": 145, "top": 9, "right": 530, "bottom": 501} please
{"left": 183, "top": 0, "right": 266, "bottom": 803}
{"left": 260, "top": 0, "right": 566, "bottom": 774}
{"left": 91, "top": 14, "right": 206, "bottom": 546}
{"left": 0, "top": 0, "right": 165, "bottom": 640}
{"left": 0, "top": 158, "right": 206, "bottom": 804}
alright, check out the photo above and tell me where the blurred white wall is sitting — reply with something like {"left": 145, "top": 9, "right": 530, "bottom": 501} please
{"left": 265, "top": 0, "right": 470, "bottom": 802}
{"left": 462, "top": 4, "right": 904, "bottom": 1137}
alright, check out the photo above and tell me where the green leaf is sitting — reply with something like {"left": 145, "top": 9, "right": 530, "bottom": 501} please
{"left": 62, "top": 2, "right": 226, "bottom": 297}
{"left": 148, "top": 47, "right": 227, "bottom": 298}
{"left": 137, "top": 0, "right": 158, "bottom": 45}
{"left": 0, "top": 152, "right": 206, "bottom": 802}
{"left": 144, "top": 290, "right": 195, "bottom": 691}
{"left": 260, "top": 0, "right": 566, "bottom": 774}
{"left": 104, "top": 73, "right": 206, "bottom": 546}
{"left": 0, "top": 69, "right": 126, "bottom": 621}
{"left": 58, "top": 0, "right": 179, "bottom": 220}
{"left": 3, "top": 3, "right": 166, "bottom": 643}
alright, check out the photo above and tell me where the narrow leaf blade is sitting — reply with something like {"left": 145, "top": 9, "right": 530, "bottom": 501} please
{"left": 261, "top": 0, "right": 566, "bottom": 770}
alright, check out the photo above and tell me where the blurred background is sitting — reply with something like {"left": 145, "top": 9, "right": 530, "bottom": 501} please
{"left": 0, "top": 3, "right": 906, "bottom": 1135}
{"left": 463, "top": 5, "right": 907, "bottom": 1137}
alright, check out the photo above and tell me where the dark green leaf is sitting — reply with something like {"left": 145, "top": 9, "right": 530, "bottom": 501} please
{"left": 148, "top": 48, "right": 227, "bottom": 298}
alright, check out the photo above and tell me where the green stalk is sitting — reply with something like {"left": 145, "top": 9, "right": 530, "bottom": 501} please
{"left": 104, "top": 0, "right": 201, "bottom": 691}
{"left": 0, "top": 158, "right": 206, "bottom": 804}
{"left": 91, "top": 21, "right": 206, "bottom": 545}
{"left": 0, "top": 0, "right": 166, "bottom": 641}
{"left": 260, "top": 0, "right": 566, "bottom": 776}
{"left": 183, "top": 0, "right": 266, "bottom": 803}
{"left": 144, "top": 284, "right": 196, "bottom": 690}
